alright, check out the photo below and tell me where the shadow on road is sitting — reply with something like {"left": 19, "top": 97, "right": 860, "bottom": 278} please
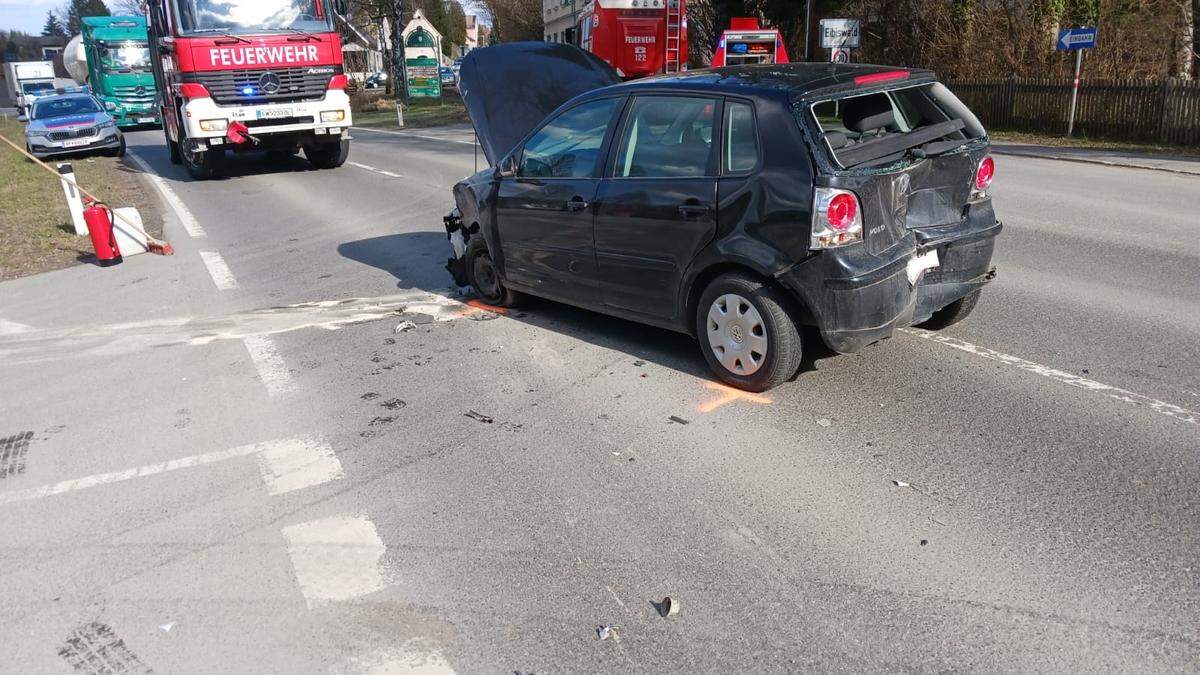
{"left": 337, "top": 232, "right": 836, "bottom": 382}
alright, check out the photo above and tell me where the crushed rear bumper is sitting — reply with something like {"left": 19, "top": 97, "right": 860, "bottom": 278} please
{"left": 779, "top": 209, "right": 1001, "bottom": 354}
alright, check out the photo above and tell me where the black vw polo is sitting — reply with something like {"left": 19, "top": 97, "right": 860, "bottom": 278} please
{"left": 444, "top": 43, "right": 1001, "bottom": 392}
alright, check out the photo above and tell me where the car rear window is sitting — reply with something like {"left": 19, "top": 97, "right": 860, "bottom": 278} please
{"left": 806, "top": 82, "right": 985, "bottom": 169}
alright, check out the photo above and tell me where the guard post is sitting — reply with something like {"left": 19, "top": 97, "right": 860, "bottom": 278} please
{"left": 1056, "top": 27, "right": 1098, "bottom": 138}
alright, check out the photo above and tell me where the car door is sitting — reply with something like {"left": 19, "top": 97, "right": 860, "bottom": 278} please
{"left": 494, "top": 97, "right": 622, "bottom": 306}
{"left": 593, "top": 95, "right": 720, "bottom": 321}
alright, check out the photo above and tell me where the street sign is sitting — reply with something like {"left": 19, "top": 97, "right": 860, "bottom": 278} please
{"left": 819, "top": 19, "right": 861, "bottom": 50}
{"left": 406, "top": 55, "right": 441, "bottom": 98}
{"left": 830, "top": 48, "right": 850, "bottom": 64}
{"left": 1056, "top": 27, "right": 1097, "bottom": 51}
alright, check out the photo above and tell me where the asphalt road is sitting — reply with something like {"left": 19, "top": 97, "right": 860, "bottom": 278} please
{"left": 0, "top": 125, "right": 1197, "bottom": 673}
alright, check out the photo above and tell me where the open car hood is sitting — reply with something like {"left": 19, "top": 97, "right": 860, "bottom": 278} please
{"left": 459, "top": 42, "right": 620, "bottom": 166}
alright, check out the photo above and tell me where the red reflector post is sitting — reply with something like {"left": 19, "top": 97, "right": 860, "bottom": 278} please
{"left": 328, "top": 74, "right": 349, "bottom": 90}
{"left": 854, "top": 70, "right": 910, "bottom": 87}
{"left": 179, "top": 83, "right": 211, "bottom": 100}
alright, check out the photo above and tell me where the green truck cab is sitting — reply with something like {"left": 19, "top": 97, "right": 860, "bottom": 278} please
{"left": 81, "top": 16, "right": 160, "bottom": 128}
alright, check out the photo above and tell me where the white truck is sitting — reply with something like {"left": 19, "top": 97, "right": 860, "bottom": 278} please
{"left": 3, "top": 61, "right": 57, "bottom": 117}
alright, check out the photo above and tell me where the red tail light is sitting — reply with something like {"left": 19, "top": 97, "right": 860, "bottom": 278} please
{"left": 854, "top": 70, "right": 909, "bottom": 87}
{"left": 976, "top": 156, "right": 995, "bottom": 190}
{"left": 827, "top": 193, "right": 859, "bottom": 231}
{"left": 179, "top": 83, "right": 211, "bottom": 100}
{"left": 328, "top": 74, "right": 349, "bottom": 90}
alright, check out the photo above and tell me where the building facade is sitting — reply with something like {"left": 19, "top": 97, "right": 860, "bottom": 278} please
{"left": 543, "top": 0, "right": 581, "bottom": 44}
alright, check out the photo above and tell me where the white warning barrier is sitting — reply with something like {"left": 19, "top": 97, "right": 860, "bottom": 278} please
{"left": 57, "top": 163, "right": 88, "bottom": 236}
{"left": 112, "top": 207, "right": 148, "bottom": 257}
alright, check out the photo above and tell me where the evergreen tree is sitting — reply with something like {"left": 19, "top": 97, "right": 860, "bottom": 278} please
{"left": 42, "top": 11, "right": 68, "bottom": 38}
{"left": 64, "top": 0, "right": 112, "bottom": 35}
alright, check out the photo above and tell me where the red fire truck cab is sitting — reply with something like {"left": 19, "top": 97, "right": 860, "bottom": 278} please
{"left": 712, "top": 18, "right": 790, "bottom": 67}
{"left": 576, "top": 0, "right": 687, "bottom": 79}
{"left": 146, "top": 0, "right": 352, "bottom": 179}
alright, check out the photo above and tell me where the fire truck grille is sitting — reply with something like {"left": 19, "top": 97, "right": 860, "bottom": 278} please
{"left": 48, "top": 126, "right": 98, "bottom": 141}
{"left": 186, "top": 68, "right": 336, "bottom": 105}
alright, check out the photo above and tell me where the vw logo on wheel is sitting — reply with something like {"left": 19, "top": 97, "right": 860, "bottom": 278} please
{"left": 258, "top": 72, "right": 282, "bottom": 95}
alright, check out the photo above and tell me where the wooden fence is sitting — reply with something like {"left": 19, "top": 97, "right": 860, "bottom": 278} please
{"left": 946, "top": 78, "right": 1200, "bottom": 147}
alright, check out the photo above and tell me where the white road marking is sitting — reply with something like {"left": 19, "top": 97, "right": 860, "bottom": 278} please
{"left": 348, "top": 642, "right": 456, "bottom": 674}
{"left": 0, "top": 437, "right": 326, "bottom": 506}
{"left": 348, "top": 161, "right": 403, "bottom": 178}
{"left": 282, "top": 516, "right": 388, "bottom": 606}
{"left": 243, "top": 335, "right": 295, "bottom": 396}
{"left": 255, "top": 437, "right": 343, "bottom": 495}
{"left": 351, "top": 125, "right": 477, "bottom": 146}
{"left": 199, "top": 250, "right": 239, "bottom": 290}
{"left": 126, "top": 152, "right": 207, "bottom": 238}
{"left": 903, "top": 328, "right": 1198, "bottom": 425}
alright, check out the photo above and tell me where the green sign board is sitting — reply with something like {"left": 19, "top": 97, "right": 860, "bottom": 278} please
{"left": 406, "top": 55, "right": 442, "bottom": 98}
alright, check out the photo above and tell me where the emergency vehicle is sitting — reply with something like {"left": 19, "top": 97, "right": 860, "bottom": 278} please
{"left": 712, "top": 18, "right": 790, "bottom": 67}
{"left": 576, "top": 0, "right": 687, "bottom": 79}
{"left": 145, "top": 0, "right": 353, "bottom": 179}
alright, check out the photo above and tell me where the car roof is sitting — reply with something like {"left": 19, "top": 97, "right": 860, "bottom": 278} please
{"left": 601, "top": 63, "right": 937, "bottom": 100}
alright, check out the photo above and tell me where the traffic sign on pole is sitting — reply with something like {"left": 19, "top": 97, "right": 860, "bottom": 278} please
{"left": 1056, "top": 27, "right": 1097, "bottom": 51}
{"left": 819, "top": 19, "right": 861, "bottom": 50}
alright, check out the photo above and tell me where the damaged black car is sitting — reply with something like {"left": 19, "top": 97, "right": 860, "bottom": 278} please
{"left": 445, "top": 43, "right": 1001, "bottom": 392}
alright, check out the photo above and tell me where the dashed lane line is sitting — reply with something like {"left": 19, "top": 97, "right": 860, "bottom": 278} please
{"left": 281, "top": 515, "right": 388, "bottom": 607}
{"left": 243, "top": 335, "right": 295, "bottom": 396}
{"left": 903, "top": 328, "right": 1197, "bottom": 425}
{"left": 0, "top": 437, "right": 341, "bottom": 506}
{"left": 347, "top": 161, "right": 403, "bottom": 178}
{"left": 126, "top": 151, "right": 207, "bottom": 238}
{"left": 199, "top": 250, "right": 239, "bottom": 290}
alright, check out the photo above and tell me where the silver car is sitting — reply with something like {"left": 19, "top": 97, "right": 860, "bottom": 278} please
{"left": 25, "top": 93, "right": 126, "bottom": 160}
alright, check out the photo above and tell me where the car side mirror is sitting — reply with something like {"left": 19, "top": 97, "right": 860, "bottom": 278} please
{"left": 498, "top": 154, "right": 518, "bottom": 178}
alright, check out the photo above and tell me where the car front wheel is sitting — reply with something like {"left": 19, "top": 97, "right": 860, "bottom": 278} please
{"left": 464, "top": 238, "right": 519, "bottom": 307}
{"left": 696, "top": 273, "right": 803, "bottom": 392}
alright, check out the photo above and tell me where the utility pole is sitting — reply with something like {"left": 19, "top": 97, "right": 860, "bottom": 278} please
{"left": 803, "top": 0, "right": 813, "bottom": 61}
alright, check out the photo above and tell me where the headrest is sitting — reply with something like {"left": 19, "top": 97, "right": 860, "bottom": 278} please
{"left": 843, "top": 94, "right": 895, "bottom": 133}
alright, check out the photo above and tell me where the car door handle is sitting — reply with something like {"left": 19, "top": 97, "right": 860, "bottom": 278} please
{"left": 566, "top": 197, "right": 589, "bottom": 212}
{"left": 678, "top": 203, "right": 711, "bottom": 218}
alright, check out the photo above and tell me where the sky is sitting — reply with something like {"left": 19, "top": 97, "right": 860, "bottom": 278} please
{"left": 0, "top": 0, "right": 114, "bottom": 35}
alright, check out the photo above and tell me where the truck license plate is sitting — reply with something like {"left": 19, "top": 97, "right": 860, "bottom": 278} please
{"left": 256, "top": 108, "right": 292, "bottom": 120}
{"left": 62, "top": 138, "right": 91, "bottom": 148}
{"left": 138, "top": 117, "right": 156, "bottom": 124}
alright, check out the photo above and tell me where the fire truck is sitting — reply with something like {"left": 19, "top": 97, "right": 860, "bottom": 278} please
{"left": 576, "top": 0, "right": 687, "bottom": 79}
{"left": 145, "top": 0, "right": 353, "bottom": 179}
{"left": 711, "top": 17, "right": 790, "bottom": 67}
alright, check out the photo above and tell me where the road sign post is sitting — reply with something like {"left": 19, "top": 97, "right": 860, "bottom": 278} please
{"left": 1057, "top": 27, "right": 1097, "bottom": 138}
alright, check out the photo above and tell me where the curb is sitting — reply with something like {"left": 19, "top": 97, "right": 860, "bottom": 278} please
{"left": 990, "top": 148, "right": 1200, "bottom": 178}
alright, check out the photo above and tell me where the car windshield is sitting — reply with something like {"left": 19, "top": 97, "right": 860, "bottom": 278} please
{"left": 22, "top": 82, "right": 54, "bottom": 94}
{"left": 32, "top": 97, "right": 101, "bottom": 120}
{"left": 102, "top": 43, "right": 151, "bottom": 71}
{"left": 806, "top": 82, "right": 985, "bottom": 169}
{"left": 173, "top": 0, "right": 334, "bottom": 35}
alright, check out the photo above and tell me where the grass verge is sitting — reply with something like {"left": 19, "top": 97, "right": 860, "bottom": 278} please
{"left": 0, "top": 116, "right": 162, "bottom": 281}
{"left": 352, "top": 92, "right": 471, "bottom": 130}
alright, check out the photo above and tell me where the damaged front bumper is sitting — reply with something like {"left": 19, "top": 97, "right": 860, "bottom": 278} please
{"left": 780, "top": 205, "right": 1002, "bottom": 354}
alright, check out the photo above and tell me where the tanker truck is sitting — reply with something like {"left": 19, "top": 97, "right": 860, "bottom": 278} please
{"left": 65, "top": 17, "right": 161, "bottom": 128}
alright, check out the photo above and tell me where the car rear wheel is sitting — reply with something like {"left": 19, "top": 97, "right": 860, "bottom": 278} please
{"left": 696, "top": 273, "right": 803, "bottom": 392}
{"left": 181, "top": 135, "right": 219, "bottom": 180}
{"left": 917, "top": 288, "right": 981, "bottom": 330}
{"left": 464, "top": 238, "right": 519, "bottom": 308}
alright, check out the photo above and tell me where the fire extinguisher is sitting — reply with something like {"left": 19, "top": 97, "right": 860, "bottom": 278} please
{"left": 83, "top": 198, "right": 122, "bottom": 267}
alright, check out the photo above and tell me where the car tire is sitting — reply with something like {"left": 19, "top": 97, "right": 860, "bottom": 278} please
{"left": 695, "top": 273, "right": 803, "bottom": 392}
{"left": 114, "top": 136, "right": 127, "bottom": 158}
{"left": 304, "top": 139, "right": 349, "bottom": 169}
{"left": 464, "top": 237, "right": 519, "bottom": 308}
{"left": 165, "top": 127, "right": 181, "bottom": 165}
{"left": 181, "top": 138, "right": 219, "bottom": 180}
{"left": 917, "top": 288, "right": 981, "bottom": 330}
{"left": 266, "top": 149, "right": 296, "bottom": 162}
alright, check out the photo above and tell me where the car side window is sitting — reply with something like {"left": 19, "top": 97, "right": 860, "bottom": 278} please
{"left": 723, "top": 101, "right": 759, "bottom": 174}
{"left": 519, "top": 98, "right": 618, "bottom": 179}
{"left": 613, "top": 96, "right": 716, "bottom": 178}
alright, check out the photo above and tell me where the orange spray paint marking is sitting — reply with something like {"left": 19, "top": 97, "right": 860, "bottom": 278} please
{"left": 457, "top": 299, "right": 509, "bottom": 318}
{"left": 698, "top": 382, "right": 772, "bottom": 413}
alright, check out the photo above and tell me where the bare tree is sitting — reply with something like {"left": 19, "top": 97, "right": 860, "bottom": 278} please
{"left": 109, "top": 0, "right": 148, "bottom": 15}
